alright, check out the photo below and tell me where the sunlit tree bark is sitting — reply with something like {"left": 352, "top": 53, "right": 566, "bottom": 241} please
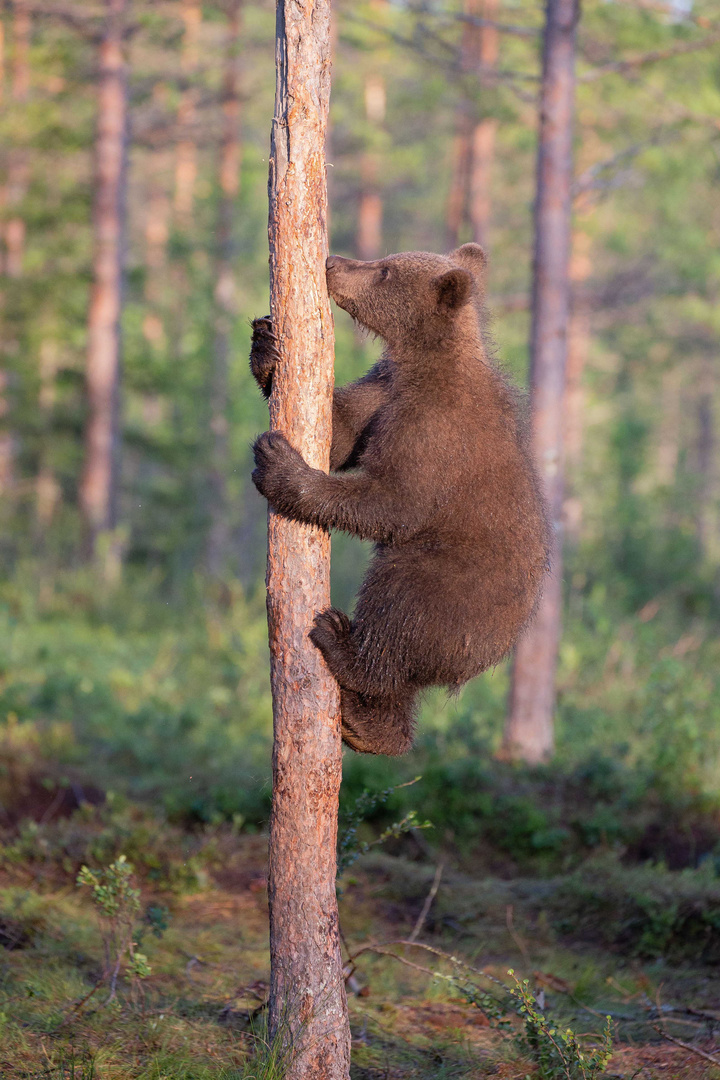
{"left": 503, "top": 0, "right": 580, "bottom": 764}
{"left": 265, "top": 2, "right": 350, "bottom": 1076}
{"left": 79, "top": 0, "right": 128, "bottom": 555}
{"left": 206, "top": 0, "right": 243, "bottom": 577}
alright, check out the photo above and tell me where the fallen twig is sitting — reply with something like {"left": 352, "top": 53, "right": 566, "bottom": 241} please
{"left": 347, "top": 937, "right": 507, "bottom": 989}
{"left": 652, "top": 1025, "right": 720, "bottom": 1066}
{"left": 407, "top": 862, "right": 444, "bottom": 945}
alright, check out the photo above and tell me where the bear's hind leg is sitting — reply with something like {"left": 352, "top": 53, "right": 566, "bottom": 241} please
{"left": 310, "top": 608, "right": 365, "bottom": 692}
{"left": 340, "top": 688, "right": 415, "bottom": 756}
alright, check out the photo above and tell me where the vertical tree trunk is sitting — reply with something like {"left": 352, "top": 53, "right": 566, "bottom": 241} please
{"left": 79, "top": 0, "right": 128, "bottom": 553}
{"left": 562, "top": 225, "right": 592, "bottom": 540}
{"left": 174, "top": 0, "right": 201, "bottom": 223}
{"left": 446, "top": 0, "right": 480, "bottom": 249}
{"left": 144, "top": 143, "right": 171, "bottom": 305}
{"left": 468, "top": 0, "right": 498, "bottom": 249}
{"left": 206, "top": 0, "right": 243, "bottom": 577}
{"left": 356, "top": 73, "right": 385, "bottom": 261}
{"left": 266, "top": 2, "right": 349, "bottom": 1077}
{"left": 503, "top": 0, "right": 579, "bottom": 764}
{"left": 446, "top": 114, "right": 471, "bottom": 247}
{"left": 0, "top": 1, "right": 30, "bottom": 497}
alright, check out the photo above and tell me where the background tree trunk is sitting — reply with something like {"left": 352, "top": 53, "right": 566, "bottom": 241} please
{"left": 356, "top": 72, "right": 385, "bottom": 261}
{"left": 266, "top": 2, "right": 350, "bottom": 1078}
{"left": 468, "top": 0, "right": 498, "bottom": 249}
{"left": 206, "top": 0, "right": 243, "bottom": 578}
{"left": 0, "top": 1, "right": 31, "bottom": 498}
{"left": 79, "top": 0, "right": 128, "bottom": 555}
{"left": 174, "top": 0, "right": 201, "bottom": 224}
{"left": 503, "top": 0, "right": 580, "bottom": 764}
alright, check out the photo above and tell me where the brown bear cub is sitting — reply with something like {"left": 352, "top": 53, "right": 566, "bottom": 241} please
{"left": 250, "top": 243, "right": 549, "bottom": 756}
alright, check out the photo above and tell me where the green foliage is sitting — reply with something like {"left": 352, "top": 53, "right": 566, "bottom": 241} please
{"left": 337, "top": 777, "right": 432, "bottom": 878}
{"left": 76, "top": 856, "right": 151, "bottom": 992}
{"left": 509, "top": 972, "right": 613, "bottom": 1080}
{"left": 551, "top": 853, "right": 720, "bottom": 961}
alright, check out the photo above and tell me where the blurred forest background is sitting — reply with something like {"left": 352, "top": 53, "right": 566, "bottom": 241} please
{"left": 2, "top": 2, "right": 720, "bottom": 1076}
{"left": 1, "top": 0, "right": 720, "bottom": 866}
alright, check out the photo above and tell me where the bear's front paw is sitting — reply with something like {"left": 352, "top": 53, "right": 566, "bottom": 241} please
{"left": 251, "top": 431, "right": 309, "bottom": 510}
{"left": 249, "top": 317, "right": 278, "bottom": 398}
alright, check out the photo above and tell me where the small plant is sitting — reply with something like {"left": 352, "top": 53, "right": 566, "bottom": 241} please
{"left": 509, "top": 970, "right": 613, "bottom": 1080}
{"left": 337, "top": 777, "right": 432, "bottom": 878}
{"left": 76, "top": 855, "right": 151, "bottom": 1000}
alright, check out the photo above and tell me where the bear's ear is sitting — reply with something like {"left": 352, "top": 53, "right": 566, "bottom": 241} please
{"left": 451, "top": 243, "right": 488, "bottom": 290}
{"left": 433, "top": 268, "right": 473, "bottom": 312}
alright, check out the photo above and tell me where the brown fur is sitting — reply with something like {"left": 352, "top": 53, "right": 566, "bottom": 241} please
{"left": 250, "top": 244, "right": 550, "bottom": 756}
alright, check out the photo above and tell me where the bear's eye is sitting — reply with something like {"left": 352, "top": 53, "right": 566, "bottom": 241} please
{"left": 379, "top": 266, "right": 390, "bottom": 282}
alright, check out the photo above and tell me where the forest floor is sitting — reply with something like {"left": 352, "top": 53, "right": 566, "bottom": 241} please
{"left": 1, "top": 818, "right": 719, "bottom": 1080}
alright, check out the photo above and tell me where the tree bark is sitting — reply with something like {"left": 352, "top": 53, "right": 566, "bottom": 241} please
{"left": 468, "top": 0, "right": 498, "bottom": 249}
{"left": 144, "top": 142, "right": 171, "bottom": 305}
{"left": 503, "top": 0, "right": 580, "bottom": 764}
{"left": 174, "top": 0, "right": 201, "bottom": 224}
{"left": 562, "top": 225, "right": 592, "bottom": 540}
{"left": 206, "top": 0, "right": 243, "bottom": 578}
{"left": 356, "top": 73, "right": 385, "bottom": 261}
{"left": 35, "top": 339, "right": 61, "bottom": 529}
{"left": 265, "top": 2, "right": 349, "bottom": 1079}
{"left": 0, "top": 1, "right": 31, "bottom": 497}
{"left": 79, "top": 0, "right": 128, "bottom": 553}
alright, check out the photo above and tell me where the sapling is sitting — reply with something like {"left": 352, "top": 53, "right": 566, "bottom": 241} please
{"left": 76, "top": 855, "right": 151, "bottom": 1001}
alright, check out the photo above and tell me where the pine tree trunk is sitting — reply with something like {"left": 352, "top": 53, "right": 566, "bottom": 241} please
{"left": 503, "top": 0, "right": 580, "bottom": 764}
{"left": 468, "top": 0, "right": 498, "bottom": 249}
{"left": 562, "top": 226, "right": 592, "bottom": 540}
{"left": 79, "top": 0, "right": 128, "bottom": 554}
{"left": 356, "top": 74, "right": 385, "bottom": 261}
{"left": 446, "top": 121, "right": 471, "bottom": 250}
{"left": 206, "top": 0, "right": 243, "bottom": 578}
{"left": 266, "top": 2, "right": 350, "bottom": 1077}
{"left": 0, "top": 1, "right": 31, "bottom": 497}
{"left": 36, "top": 340, "right": 61, "bottom": 529}
{"left": 144, "top": 145, "right": 171, "bottom": 304}
{"left": 174, "top": 0, "right": 201, "bottom": 223}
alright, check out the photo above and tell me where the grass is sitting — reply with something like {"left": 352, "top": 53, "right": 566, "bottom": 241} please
{"left": 1, "top": 808, "right": 719, "bottom": 1078}
{"left": 1, "top": 567, "right": 720, "bottom": 1076}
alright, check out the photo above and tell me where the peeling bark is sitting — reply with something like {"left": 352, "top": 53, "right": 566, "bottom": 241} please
{"left": 265, "top": 2, "right": 349, "bottom": 1078}
{"left": 504, "top": 0, "right": 580, "bottom": 764}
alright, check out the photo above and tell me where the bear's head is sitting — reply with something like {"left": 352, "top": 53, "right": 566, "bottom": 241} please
{"left": 326, "top": 243, "right": 487, "bottom": 346}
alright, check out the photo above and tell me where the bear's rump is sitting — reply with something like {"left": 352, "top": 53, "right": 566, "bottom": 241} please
{"left": 351, "top": 543, "right": 534, "bottom": 690}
